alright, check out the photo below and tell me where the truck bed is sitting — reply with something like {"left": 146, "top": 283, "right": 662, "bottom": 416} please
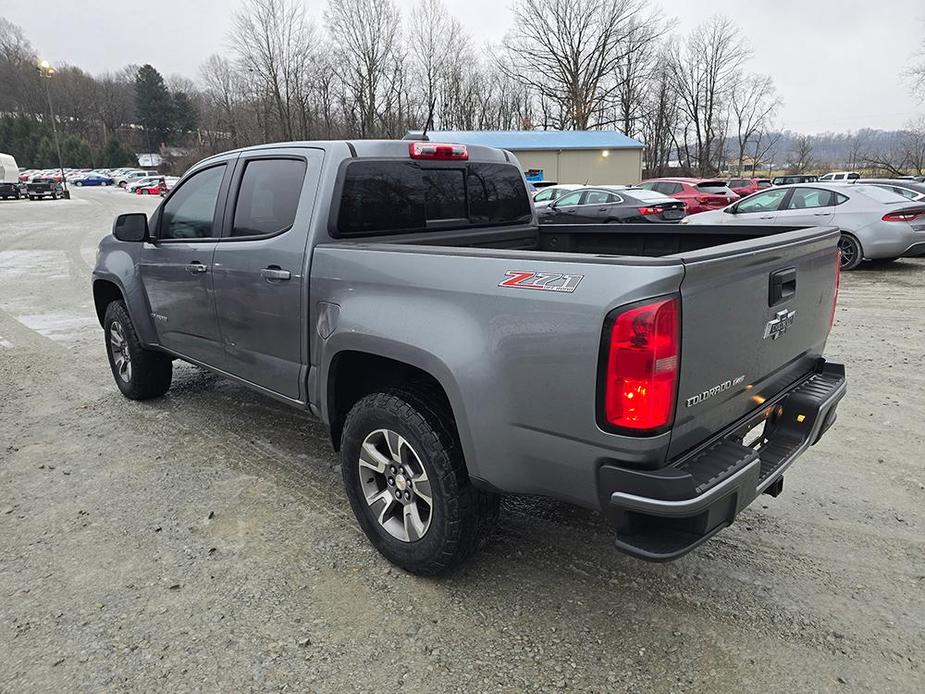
{"left": 373, "top": 222, "right": 811, "bottom": 259}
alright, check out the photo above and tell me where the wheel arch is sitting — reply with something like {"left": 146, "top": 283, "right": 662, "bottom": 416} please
{"left": 325, "top": 350, "right": 461, "bottom": 458}
{"left": 92, "top": 279, "right": 125, "bottom": 326}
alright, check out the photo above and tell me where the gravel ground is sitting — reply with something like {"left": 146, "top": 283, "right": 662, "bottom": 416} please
{"left": 0, "top": 188, "right": 922, "bottom": 693}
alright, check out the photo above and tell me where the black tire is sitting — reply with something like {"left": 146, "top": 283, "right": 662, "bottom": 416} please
{"left": 838, "top": 233, "right": 863, "bottom": 271}
{"left": 103, "top": 300, "right": 172, "bottom": 400}
{"left": 341, "top": 390, "right": 499, "bottom": 575}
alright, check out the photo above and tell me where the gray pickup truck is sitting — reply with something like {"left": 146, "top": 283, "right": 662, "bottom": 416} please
{"left": 92, "top": 140, "right": 846, "bottom": 574}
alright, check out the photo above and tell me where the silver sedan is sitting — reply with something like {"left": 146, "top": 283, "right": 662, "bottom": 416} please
{"left": 683, "top": 182, "right": 925, "bottom": 270}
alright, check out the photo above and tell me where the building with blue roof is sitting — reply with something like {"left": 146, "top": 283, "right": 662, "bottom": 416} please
{"left": 415, "top": 130, "right": 645, "bottom": 185}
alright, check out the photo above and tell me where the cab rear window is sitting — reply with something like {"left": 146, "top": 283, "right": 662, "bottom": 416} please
{"left": 336, "top": 160, "right": 531, "bottom": 236}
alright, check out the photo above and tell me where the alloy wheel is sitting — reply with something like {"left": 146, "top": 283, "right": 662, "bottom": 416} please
{"left": 109, "top": 320, "right": 132, "bottom": 383}
{"left": 837, "top": 235, "right": 859, "bottom": 269}
{"left": 357, "top": 429, "right": 433, "bottom": 542}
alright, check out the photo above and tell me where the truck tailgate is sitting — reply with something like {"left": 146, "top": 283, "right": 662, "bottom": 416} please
{"left": 668, "top": 227, "right": 840, "bottom": 459}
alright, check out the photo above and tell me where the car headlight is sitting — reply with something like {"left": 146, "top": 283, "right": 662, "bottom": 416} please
{"left": 680, "top": 218, "right": 690, "bottom": 225}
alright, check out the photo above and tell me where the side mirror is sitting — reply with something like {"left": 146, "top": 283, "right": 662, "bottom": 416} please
{"left": 113, "top": 213, "right": 149, "bottom": 242}
{"left": 724, "top": 205, "right": 736, "bottom": 214}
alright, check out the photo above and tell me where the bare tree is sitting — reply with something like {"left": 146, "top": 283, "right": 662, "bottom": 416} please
{"left": 612, "top": 9, "right": 672, "bottom": 140}
{"left": 790, "top": 134, "right": 815, "bottom": 173}
{"left": 325, "top": 0, "right": 401, "bottom": 138}
{"left": 669, "top": 16, "right": 752, "bottom": 175}
{"left": 640, "top": 51, "right": 680, "bottom": 176}
{"left": 863, "top": 117, "right": 925, "bottom": 176}
{"left": 501, "top": 0, "right": 647, "bottom": 130}
{"left": 230, "top": 0, "right": 316, "bottom": 141}
{"left": 731, "top": 73, "right": 779, "bottom": 174}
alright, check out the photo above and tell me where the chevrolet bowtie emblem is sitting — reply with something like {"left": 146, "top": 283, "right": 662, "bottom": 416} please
{"left": 763, "top": 309, "right": 796, "bottom": 340}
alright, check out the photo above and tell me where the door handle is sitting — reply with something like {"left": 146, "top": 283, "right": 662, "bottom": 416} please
{"left": 759, "top": 215, "right": 775, "bottom": 219}
{"left": 185, "top": 261, "right": 208, "bottom": 274}
{"left": 260, "top": 267, "right": 291, "bottom": 281}
{"left": 812, "top": 212, "right": 829, "bottom": 216}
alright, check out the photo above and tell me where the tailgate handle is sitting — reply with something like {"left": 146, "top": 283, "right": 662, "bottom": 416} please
{"left": 769, "top": 267, "right": 797, "bottom": 306}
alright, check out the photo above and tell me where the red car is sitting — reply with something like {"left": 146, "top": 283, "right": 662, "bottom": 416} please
{"left": 638, "top": 178, "right": 738, "bottom": 214}
{"left": 726, "top": 177, "right": 772, "bottom": 198}
{"left": 135, "top": 178, "right": 167, "bottom": 196}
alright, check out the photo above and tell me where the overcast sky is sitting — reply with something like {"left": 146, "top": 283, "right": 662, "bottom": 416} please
{"left": 4, "top": 0, "right": 923, "bottom": 134}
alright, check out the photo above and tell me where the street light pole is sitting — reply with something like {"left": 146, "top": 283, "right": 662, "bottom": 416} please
{"left": 37, "top": 60, "right": 69, "bottom": 199}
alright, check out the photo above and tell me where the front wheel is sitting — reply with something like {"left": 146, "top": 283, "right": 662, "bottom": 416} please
{"left": 75, "top": 181, "right": 83, "bottom": 187}
{"left": 341, "top": 391, "right": 499, "bottom": 575}
{"left": 103, "top": 300, "right": 172, "bottom": 400}
{"left": 838, "top": 233, "right": 863, "bottom": 271}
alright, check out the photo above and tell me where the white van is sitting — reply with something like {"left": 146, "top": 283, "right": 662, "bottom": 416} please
{"left": 0, "top": 153, "right": 22, "bottom": 200}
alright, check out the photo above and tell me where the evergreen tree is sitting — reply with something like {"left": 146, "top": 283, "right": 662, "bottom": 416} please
{"left": 134, "top": 64, "right": 173, "bottom": 148}
{"left": 101, "top": 138, "right": 137, "bottom": 167}
{"left": 171, "top": 91, "right": 198, "bottom": 136}
{"left": 61, "top": 135, "right": 94, "bottom": 167}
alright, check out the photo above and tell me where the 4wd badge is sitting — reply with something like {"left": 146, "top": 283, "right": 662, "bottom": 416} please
{"left": 763, "top": 309, "right": 796, "bottom": 340}
{"left": 499, "top": 271, "right": 584, "bottom": 293}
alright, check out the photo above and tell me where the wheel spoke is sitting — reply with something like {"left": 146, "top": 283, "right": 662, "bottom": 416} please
{"left": 359, "top": 441, "right": 390, "bottom": 474}
{"left": 403, "top": 503, "right": 426, "bottom": 542}
{"left": 411, "top": 476, "right": 432, "bottom": 507}
{"left": 385, "top": 430, "right": 403, "bottom": 462}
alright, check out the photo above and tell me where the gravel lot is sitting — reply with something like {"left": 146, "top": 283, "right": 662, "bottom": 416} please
{"left": 0, "top": 188, "right": 922, "bottom": 692}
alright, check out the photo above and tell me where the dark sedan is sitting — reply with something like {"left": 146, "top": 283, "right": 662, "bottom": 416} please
{"left": 537, "top": 186, "right": 686, "bottom": 224}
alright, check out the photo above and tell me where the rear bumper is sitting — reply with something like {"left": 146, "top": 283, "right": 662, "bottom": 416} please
{"left": 601, "top": 360, "right": 846, "bottom": 561}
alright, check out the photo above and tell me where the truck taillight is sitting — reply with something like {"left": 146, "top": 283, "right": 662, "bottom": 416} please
{"left": 829, "top": 249, "right": 841, "bottom": 333}
{"left": 600, "top": 297, "right": 680, "bottom": 433}
{"left": 408, "top": 142, "right": 468, "bottom": 160}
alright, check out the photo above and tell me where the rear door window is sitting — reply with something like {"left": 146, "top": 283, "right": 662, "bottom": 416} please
{"left": 582, "top": 190, "right": 620, "bottom": 205}
{"left": 231, "top": 158, "right": 307, "bottom": 237}
{"left": 786, "top": 187, "right": 835, "bottom": 209}
{"left": 336, "top": 161, "right": 530, "bottom": 236}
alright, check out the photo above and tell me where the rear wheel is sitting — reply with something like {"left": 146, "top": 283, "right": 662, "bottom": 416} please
{"left": 103, "top": 300, "right": 172, "bottom": 400}
{"left": 838, "top": 233, "right": 863, "bottom": 271}
{"left": 341, "top": 390, "right": 499, "bottom": 575}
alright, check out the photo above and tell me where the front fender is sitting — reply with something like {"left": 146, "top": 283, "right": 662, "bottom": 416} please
{"left": 92, "top": 236, "right": 158, "bottom": 346}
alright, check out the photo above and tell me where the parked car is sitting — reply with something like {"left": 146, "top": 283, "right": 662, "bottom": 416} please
{"left": 26, "top": 177, "right": 66, "bottom": 200}
{"left": 73, "top": 173, "right": 114, "bottom": 187}
{"left": 92, "top": 139, "right": 845, "bottom": 573}
{"left": 116, "top": 170, "right": 158, "bottom": 187}
{"left": 125, "top": 176, "right": 163, "bottom": 193}
{"left": 537, "top": 186, "right": 686, "bottom": 223}
{"left": 532, "top": 183, "right": 584, "bottom": 208}
{"left": 848, "top": 178, "right": 925, "bottom": 202}
{"left": 771, "top": 175, "right": 818, "bottom": 186}
{"left": 726, "top": 177, "right": 772, "bottom": 197}
{"left": 819, "top": 171, "right": 860, "bottom": 182}
{"left": 134, "top": 177, "right": 168, "bottom": 195}
{"left": 638, "top": 178, "right": 737, "bottom": 214}
{"left": 0, "top": 152, "right": 22, "bottom": 199}
{"left": 683, "top": 183, "right": 925, "bottom": 270}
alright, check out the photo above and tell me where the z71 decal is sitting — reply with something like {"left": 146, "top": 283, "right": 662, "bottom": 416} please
{"left": 498, "top": 270, "right": 584, "bottom": 293}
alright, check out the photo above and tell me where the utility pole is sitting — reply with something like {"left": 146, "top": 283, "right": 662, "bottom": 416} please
{"left": 37, "top": 60, "right": 69, "bottom": 199}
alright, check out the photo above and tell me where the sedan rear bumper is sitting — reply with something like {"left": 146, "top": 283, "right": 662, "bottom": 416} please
{"left": 600, "top": 360, "right": 846, "bottom": 561}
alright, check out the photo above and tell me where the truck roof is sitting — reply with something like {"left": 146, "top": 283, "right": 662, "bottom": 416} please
{"left": 196, "top": 139, "right": 514, "bottom": 167}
